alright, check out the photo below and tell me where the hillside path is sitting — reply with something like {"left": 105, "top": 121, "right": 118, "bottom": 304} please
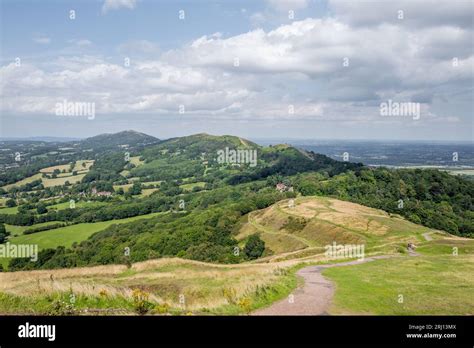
{"left": 253, "top": 255, "right": 395, "bottom": 315}
{"left": 422, "top": 233, "right": 433, "bottom": 241}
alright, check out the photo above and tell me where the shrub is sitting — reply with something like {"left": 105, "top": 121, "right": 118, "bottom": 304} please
{"left": 131, "top": 289, "right": 154, "bottom": 315}
{"left": 23, "top": 223, "right": 65, "bottom": 235}
{"left": 36, "top": 203, "right": 48, "bottom": 214}
{"left": 238, "top": 297, "right": 252, "bottom": 315}
{"left": 47, "top": 299, "right": 75, "bottom": 316}
{"left": 6, "top": 199, "right": 16, "bottom": 208}
{"left": 243, "top": 234, "right": 265, "bottom": 260}
{"left": 153, "top": 303, "right": 170, "bottom": 314}
{"left": 281, "top": 216, "right": 307, "bottom": 233}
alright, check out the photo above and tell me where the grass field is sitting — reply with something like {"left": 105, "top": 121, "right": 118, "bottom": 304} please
{"left": 5, "top": 221, "right": 64, "bottom": 237}
{"left": 129, "top": 156, "right": 144, "bottom": 166}
{"left": 0, "top": 212, "right": 165, "bottom": 269}
{"left": 179, "top": 182, "right": 206, "bottom": 191}
{"left": 0, "top": 200, "right": 105, "bottom": 215}
{"left": 0, "top": 206, "right": 18, "bottom": 215}
{"left": 2, "top": 173, "right": 42, "bottom": 190}
{"left": 39, "top": 164, "right": 71, "bottom": 173}
{"left": 141, "top": 180, "right": 162, "bottom": 186}
{"left": 73, "top": 160, "right": 94, "bottom": 172}
{"left": 42, "top": 174, "right": 86, "bottom": 188}
{"left": 140, "top": 188, "right": 159, "bottom": 197}
{"left": 40, "top": 160, "right": 94, "bottom": 174}
{"left": 1, "top": 171, "right": 85, "bottom": 190}
{"left": 9, "top": 212, "right": 164, "bottom": 250}
{"left": 46, "top": 200, "right": 107, "bottom": 211}
{"left": 113, "top": 183, "right": 133, "bottom": 192}
{"left": 324, "top": 253, "right": 474, "bottom": 315}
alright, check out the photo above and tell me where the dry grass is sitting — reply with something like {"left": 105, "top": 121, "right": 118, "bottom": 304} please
{"left": 327, "top": 198, "right": 387, "bottom": 216}
{"left": 317, "top": 212, "right": 389, "bottom": 236}
{"left": 42, "top": 174, "right": 86, "bottom": 187}
{"left": 235, "top": 196, "right": 442, "bottom": 259}
{"left": 2, "top": 173, "right": 42, "bottom": 190}
{"left": 277, "top": 198, "right": 327, "bottom": 218}
{"left": 40, "top": 164, "right": 71, "bottom": 173}
{"left": 0, "top": 257, "right": 307, "bottom": 311}
{"left": 72, "top": 160, "right": 94, "bottom": 172}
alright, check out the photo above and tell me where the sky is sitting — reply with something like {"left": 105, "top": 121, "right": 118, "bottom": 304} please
{"left": 0, "top": 0, "right": 473, "bottom": 141}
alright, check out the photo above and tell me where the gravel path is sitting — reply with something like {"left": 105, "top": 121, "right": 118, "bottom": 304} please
{"left": 253, "top": 255, "right": 394, "bottom": 315}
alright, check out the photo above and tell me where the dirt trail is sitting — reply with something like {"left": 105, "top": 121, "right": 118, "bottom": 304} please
{"left": 253, "top": 255, "right": 395, "bottom": 315}
{"left": 422, "top": 233, "right": 433, "bottom": 241}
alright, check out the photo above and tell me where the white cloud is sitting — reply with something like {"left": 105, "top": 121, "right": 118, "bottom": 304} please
{"left": 102, "top": 0, "right": 137, "bottom": 14}
{"left": 1, "top": 3, "right": 472, "bottom": 132}
{"left": 328, "top": 0, "right": 473, "bottom": 28}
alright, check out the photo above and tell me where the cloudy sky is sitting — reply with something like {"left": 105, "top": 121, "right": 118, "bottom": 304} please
{"left": 0, "top": 0, "right": 473, "bottom": 141}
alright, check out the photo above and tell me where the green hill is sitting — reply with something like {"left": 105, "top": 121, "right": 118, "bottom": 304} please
{"left": 236, "top": 196, "right": 447, "bottom": 262}
{"left": 83, "top": 130, "right": 159, "bottom": 150}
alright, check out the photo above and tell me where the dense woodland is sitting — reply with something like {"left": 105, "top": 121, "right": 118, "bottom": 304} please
{"left": 294, "top": 168, "right": 474, "bottom": 237}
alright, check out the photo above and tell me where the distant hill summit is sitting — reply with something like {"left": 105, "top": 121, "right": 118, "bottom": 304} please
{"left": 159, "top": 133, "right": 260, "bottom": 151}
{"left": 83, "top": 130, "right": 160, "bottom": 149}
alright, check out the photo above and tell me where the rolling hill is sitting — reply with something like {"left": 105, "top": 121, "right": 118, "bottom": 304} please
{"left": 0, "top": 131, "right": 472, "bottom": 317}
{"left": 235, "top": 196, "right": 446, "bottom": 262}
{"left": 82, "top": 130, "right": 160, "bottom": 150}
{"left": 0, "top": 195, "right": 472, "bottom": 315}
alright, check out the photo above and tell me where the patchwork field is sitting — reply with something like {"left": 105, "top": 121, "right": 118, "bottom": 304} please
{"left": 2, "top": 160, "right": 94, "bottom": 190}
{"left": 40, "top": 160, "right": 94, "bottom": 174}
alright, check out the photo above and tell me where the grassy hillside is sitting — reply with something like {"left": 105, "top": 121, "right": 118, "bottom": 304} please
{"left": 324, "top": 253, "right": 474, "bottom": 315}
{"left": 0, "top": 196, "right": 472, "bottom": 315}
{"left": 0, "top": 258, "right": 300, "bottom": 315}
{"left": 83, "top": 130, "right": 159, "bottom": 149}
{"left": 236, "top": 196, "right": 442, "bottom": 261}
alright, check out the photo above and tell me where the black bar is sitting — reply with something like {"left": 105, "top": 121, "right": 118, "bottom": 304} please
{"left": 0, "top": 315, "right": 472, "bottom": 347}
